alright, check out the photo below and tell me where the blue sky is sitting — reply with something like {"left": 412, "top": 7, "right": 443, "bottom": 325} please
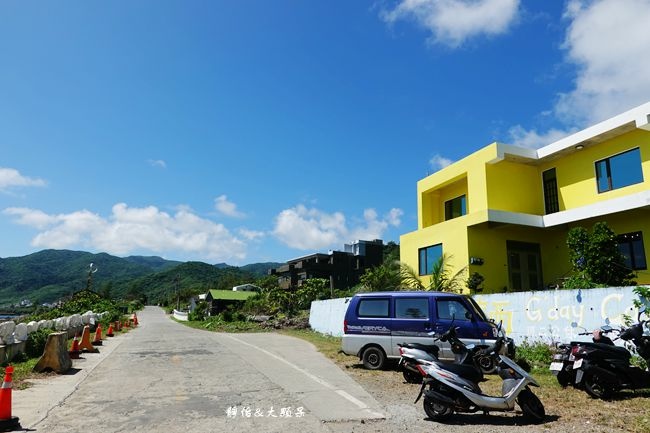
{"left": 2, "top": 0, "right": 650, "bottom": 265}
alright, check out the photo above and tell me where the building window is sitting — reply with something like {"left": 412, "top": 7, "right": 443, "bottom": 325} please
{"left": 617, "top": 231, "right": 647, "bottom": 270}
{"left": 543, "top": 168, "right": 559, "bottom": 214}
{"left": 419, "top": 244, "right": 442, "bottom": 276}
{"left": 444, "top": 195, "right": 466, "bottom": 220}
{"left": 595, "top": 147, "right": 643, "bottom": 193}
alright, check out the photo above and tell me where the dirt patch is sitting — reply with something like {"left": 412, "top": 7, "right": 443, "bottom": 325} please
{"left": 326, "top": 356, "right": 650, "bottom": 433}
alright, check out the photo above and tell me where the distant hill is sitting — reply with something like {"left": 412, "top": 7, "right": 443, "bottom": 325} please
{"left": 240, "top": 262, "right": 282, "bottom": 276}
{"left": 127, "top": 261, "right": 259, "bottom": 303}
{"left": 0, "top": 249, "right": 283, "bottom": 306}
{"left": 124, "top": 255, "right": 182, "bottom": 272}
{"left": 0, "top": 250, "right": 153, "bottom": 305}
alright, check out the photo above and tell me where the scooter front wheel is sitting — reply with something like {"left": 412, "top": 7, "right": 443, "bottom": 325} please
{"left": 423, "top": 396, "right": 453, "bottom": 421}
{"left": 517, "top": 388, "right": 545, "bottom": 424}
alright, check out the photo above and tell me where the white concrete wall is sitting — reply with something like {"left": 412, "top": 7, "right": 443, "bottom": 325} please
{"left": 173, "top": 309, "right": 189, "bottom": 321}
{"left": 309, "top": 297, "right": 352, "bottom": 337}
{"left": 309, "top": 287, "right": 649, "bottom": 344}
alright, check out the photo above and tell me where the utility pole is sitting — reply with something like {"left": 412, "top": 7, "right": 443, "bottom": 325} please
{"left": 175, "top": 274, "right": 180, "bottom": 311}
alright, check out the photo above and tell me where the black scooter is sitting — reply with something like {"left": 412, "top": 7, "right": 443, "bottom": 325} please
{"left": 571, "top": 311, "right": 650, "bottom": 399}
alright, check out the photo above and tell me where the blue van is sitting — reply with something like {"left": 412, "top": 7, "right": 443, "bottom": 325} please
{"left": 342, "top": 291, "right": 501, "bottom": 369}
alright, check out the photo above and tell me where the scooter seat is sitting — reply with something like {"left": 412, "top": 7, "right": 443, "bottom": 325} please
{"left": 400, "top": 343, "right": 440, "bottom": 356}
{"left": 435, "top": 360, "right": 483, "bottom": 383}
{"left": 572, "top": 341, "right": 631, "bottom": 359}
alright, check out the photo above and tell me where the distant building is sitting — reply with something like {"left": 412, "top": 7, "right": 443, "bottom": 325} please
{"left": 270, "top": 239, "right": 384, "bottom": 291}
{"left": 232, "top": 284, "right": 260, "bottom": 292}
{"left": 205, "top": 289, "right": 257, "bottom": 316}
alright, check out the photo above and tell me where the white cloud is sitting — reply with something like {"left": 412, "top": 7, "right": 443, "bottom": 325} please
{"left": 430, "top": 154, "right": 453, "bottom": 171}
{"left": 3, "top": 203, "right": 247, "bottom": 262}
{"left": 272, "top": 205, "right": 403, "bottom": 250}
{"left": 147, "top": 159, "right": 167, "bottom": 169}
{"left": 215, "top": 195, "right": 245, "bottom": 218}
{"left": 511, "top": 0, "right": 650, "bottom": 148}
{"left": 382, "top": 0, "right": 520, "bottom": 48}
{"left": 555, "top": 0, "right": 650, "bottom": 125}
{"left": 239, "top": 228, "right": 265, "bottom": 241}
{"left": 508, "top": 125, "right": 577, "bottom": 149}
{"left": 0, "top": 168, "right": 46, "bottom": 191}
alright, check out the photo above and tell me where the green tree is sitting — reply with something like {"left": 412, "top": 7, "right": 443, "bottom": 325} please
{"left": 566, "top": 222, "right": 636, "bottom": 288}
{"left": 383, "top": 241, "right": 400, "bottom": 263}
{"left": 359, "top": 261, "right": 402, "bottom": 292}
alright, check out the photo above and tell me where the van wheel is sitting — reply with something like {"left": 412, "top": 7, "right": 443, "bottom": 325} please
{"left": 362, "top": 347, "right": 386, "bottom": 370}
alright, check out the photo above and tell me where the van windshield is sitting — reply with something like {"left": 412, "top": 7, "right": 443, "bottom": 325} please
{"left": 466, "top": 297, "right": 488, "bottom": 321}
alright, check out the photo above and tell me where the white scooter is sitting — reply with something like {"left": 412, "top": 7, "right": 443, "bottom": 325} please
{"left": 413, "top": 334, "right": 545, "bottom": 423}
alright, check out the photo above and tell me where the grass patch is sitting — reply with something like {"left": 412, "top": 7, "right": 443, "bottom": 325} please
{"left": 182, "top": 318, "right": 268, "bottom": 333}
{"left": 279, "top": 329, "right": 346, "bottom": 362}
{"left": 2, "top": 357, "right": 53, "bottom": 390}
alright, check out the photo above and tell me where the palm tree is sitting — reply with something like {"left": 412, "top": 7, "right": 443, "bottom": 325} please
{"left": 400, "top": 254, "right": 467, "bottom": 293}
{"left": 359, "top": 260, "right": 403, "bottom": 292}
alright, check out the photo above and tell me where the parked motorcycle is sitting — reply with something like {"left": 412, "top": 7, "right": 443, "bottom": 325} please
{"left": 572, "top": 311, "right": 650, "bottom": 399}
{"left": 549, "top": 325, "right": 604, "bottom": 387}
{"left": 399, "top": 322, "right": 509, "bottom": 384}
{"left": 413, "top": 328, "right": 545, "bottom": 423}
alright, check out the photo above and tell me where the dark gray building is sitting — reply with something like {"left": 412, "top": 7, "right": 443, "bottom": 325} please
{"left": 270, "top": 239, "right": 384, "bottom": 290}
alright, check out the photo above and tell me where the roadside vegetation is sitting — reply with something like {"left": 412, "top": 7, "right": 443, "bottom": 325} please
{"left": 2, "top": 290, "right": 139, "bottom": 387}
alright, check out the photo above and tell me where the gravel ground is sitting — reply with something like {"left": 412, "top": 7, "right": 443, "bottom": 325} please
{"left": 323, "top": 358, "right": 646, "bottom": 433}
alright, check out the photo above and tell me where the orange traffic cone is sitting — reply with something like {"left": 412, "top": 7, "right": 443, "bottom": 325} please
{"left": 124, "top": 320, "right": 130, "bottom": 328}
{"left": 92, "top": 324, "right": 103, "bottom": 346}
{"left": 69, "top": 334, "right": 81, "bottom": 359}
{"left": 115, "top": 321, "right": 121, "bottom": 332}
{"left": 106, "top": 323, "right": 114, "bottom": 337}
{"left": 77, "top": 326, "right": 98, "bottom": 353}
{"left": 132, "top": 313, "right": 138, "bottom": 326}
{"left": 0, "top": 366, "right": 21, "bottom": 431}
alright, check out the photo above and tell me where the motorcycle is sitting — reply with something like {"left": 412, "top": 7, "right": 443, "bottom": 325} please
{"left": 398, "top": 322, "right": 507, "bottom": 383}
{"left": 549, "top": 324, "right": 606, "bottom": 387}
{"left": 413, "top": 327, "right": 545, "bottom": 423}
{"left": 572, "top": 311, "right": 650, "bottom": 399}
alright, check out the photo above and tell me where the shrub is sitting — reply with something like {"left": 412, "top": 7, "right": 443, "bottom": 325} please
{"left": 25, "top": 329, "right": 51, "bottom": 359}
{"left": 515, "top": 340, "right": 553, "bottom": 370}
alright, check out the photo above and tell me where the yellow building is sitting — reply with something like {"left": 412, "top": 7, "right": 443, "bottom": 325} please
{"left": 400, "top": 102, "right": 650, "bottom": 293}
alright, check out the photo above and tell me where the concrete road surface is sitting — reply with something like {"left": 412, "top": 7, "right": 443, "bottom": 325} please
{"left": 13, "top": 306, "right": 384, "bottom": 433}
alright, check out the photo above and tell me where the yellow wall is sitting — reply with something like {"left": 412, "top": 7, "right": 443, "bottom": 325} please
{"left": 467, "top": 225, "right": 569, "bottom": 293}
{"left": 486, "top": 161, "right": 543, "bottom": 214}
{"left": 543, "top": 129, "right": 650, "bottom": 210}
{"left": 400, "top": 216, "right": 471, "bottom": 291}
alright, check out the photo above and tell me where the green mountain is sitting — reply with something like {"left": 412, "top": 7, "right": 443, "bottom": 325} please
{"left": 127, "top": 261, "right": 259, "bottom": 303}
{"left": 0, "top": 250, "right": 154, "bottom": 305}
{"left": 124, "top": 255, "right": 182, "bottom": 272}
{"left": 0, "top": 250, "right": 282, "bottom": 306}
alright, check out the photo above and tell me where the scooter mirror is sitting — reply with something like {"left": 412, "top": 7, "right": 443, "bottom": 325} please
{"left": 571, "top": 322, "right": 578, "bottom": 328}
{"left": 601, "top": 325, "right": 613, "bottom": 332}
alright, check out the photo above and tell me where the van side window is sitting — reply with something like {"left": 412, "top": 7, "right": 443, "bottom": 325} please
{"left": 357, "top": 299, "right": 390, "bottom": 318}
{"left": 395, "top": 298, "right": 429, "bottom": 319}
{"left": 437, "top": 299, "right": 472, "bottom": 321}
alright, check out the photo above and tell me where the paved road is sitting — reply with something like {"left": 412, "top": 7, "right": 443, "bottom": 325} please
{"left": 13, "top": 306, "right": 384, "bottom": 433}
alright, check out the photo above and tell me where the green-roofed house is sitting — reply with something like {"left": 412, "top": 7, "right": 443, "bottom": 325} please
{"left": 205, "top": 289, "right": 258, "bottom": 316}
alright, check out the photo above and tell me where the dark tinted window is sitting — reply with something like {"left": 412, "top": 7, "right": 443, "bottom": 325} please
{"left": 395, "top": 298, "right": 429, "bottom": 319}
{"left": 419, "top": 244, "right": 442, "bottom": 275}
{"left": 357, "top": 299, "right": 389, "bottom": 318}
{"left": 436, "top": 299, "right": 472, "bottom": 321}
{"left": 444, "top": 195, "right": 466, "bottom": 220}
{"left": 595, "top": 148, "right": 643, "bottom": 193}
{"left": 617, "top": 231, "right": 647, "bottom": 270}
